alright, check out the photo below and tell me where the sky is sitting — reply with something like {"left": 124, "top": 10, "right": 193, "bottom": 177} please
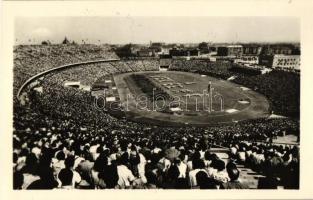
{"left": 15, "top": 17, "right": 300, "bottom": 44}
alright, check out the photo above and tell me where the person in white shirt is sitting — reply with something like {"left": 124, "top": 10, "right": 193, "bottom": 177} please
{"left": 210, "top": 159, "right": 230, "bottom": 184}
{"left": 52, "top": 151, "right": 66, "bottom": 176}
{"left": 138, "top": 153, "right": 147, "bottom": 183}
{"left": 117, "top": 153, "right": 135, "bottom": 189}
{"left": 188, "top": 159, "right": 206, "bottom": 188}
{"left": 158, "top": 157, "right": 171, "bottom": 173}
{"left": 237, "top": 146, "right": 246, "bottom": 163}
{"left": 89, "top": 143, "right": 100, "bottom": 161}
{"left": 174, "top": 158, "right": 187, "bottom": 178}
{"left": 230, "top": 145, "right": 238, "bottom": 155}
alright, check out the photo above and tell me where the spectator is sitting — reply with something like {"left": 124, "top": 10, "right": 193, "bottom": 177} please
{"left": 116, "top": 153, "right": 136, "bottom": 189}
{"left": 189, "top": 159, "right": 206, "bottom": 188}
{"left": 221, "top": 167, "right": 248, "bottom": 189}
{"left": 210, "top": 159, "right": 230, "bottom": 184}
{"left": 196, "top": 171, "right": 217, "bottom": 189}
{"left": 52, "top": 151, "right": 66, "bottom": 176}
{"left": 57, "top": 156, "right": 81, "bottom": 189}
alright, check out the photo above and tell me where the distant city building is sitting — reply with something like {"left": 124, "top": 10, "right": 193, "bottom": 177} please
{"left": 115, "top": 43, "right": 139, "bottom": 57}
{"left": 259, "top": 54, "right": 300, "bottom": 70}
{"left": 149, "top": 42, "right": 165, "bottom": 54}
{"left": 169, "top": 48, "right": 199, "bottom": 57}
{"left": 217, "top": 45, "right": 243, "bottom": 57}
{"left": 169, "top": 48, "right": 188, "bottom": 57}
{"left": 242, "top": 45, "right": 262, "bottom": 55}
{"left": 261, "top": 44, "right": 294, "bottom": 55}
{"left": 137, "top": 48, "right": 154, "bottom": 57}
{"left": 160, "top": 44, "right": 177, "bottom": 55}
{"left": 217, "top": 46, "right": 228, "bottom": 57}
{"left": 187, "top": 48, "right": 200, "bottom": 57}
{"left": 209, "top": 46, "right": 217, "bottom": 52}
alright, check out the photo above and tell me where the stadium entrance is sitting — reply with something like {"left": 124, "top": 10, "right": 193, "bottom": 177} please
{"left": 159, "top": 55, "right": 172, "bottom": 71}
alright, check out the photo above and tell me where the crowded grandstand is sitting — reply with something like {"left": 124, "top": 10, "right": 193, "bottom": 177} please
{"left": 13, "top": 42, "right": 300, "bottom": 190}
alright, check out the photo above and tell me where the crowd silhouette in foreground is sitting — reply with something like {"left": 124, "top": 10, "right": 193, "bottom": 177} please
{"left": 13, "top": 120, "right": 299, "bottom": 189}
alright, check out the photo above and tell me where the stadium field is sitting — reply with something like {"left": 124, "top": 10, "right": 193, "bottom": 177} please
{"left": 113, "top": 71, "right": 270, "bottom": 126}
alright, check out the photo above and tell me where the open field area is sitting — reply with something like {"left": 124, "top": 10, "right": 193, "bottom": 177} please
{"left": 113, "top": 71, "right": 270, "bottom": 126}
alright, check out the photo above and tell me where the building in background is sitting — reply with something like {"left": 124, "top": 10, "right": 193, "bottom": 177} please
{"left": 217, "top": 45, "right": 243, "bottom": 57}
{"left": 169, "top": 48, "right": 199, "bottom": 57}
{"left": 149, "top": 42, "right": 165, "bottom": 55}
{"left": 115, "top": 43, "right": 140, "bottom": 58}
{"left": 261, "top": 44, "right": 294, "bottom": 55}
{"left": 137, "top": 48, "right": 154, "bottom": 57}
{"left": 242, "top": 44, "right": 262, "bottom": 55}
{"left": 259, "top": 54, "right": 300, "bottom": 71}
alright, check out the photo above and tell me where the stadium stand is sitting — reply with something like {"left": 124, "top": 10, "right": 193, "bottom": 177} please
{"left": 13, "top": 44, "right": 118, "bottom": 96}
{"left": 13, "top": 45, "right": 299, "bottom": 190}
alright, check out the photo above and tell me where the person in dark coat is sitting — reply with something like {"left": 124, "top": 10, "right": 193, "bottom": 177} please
{"left": 221, "top": 167, "right": 249, "bottom": 189}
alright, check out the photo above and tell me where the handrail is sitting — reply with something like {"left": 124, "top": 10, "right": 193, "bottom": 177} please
{"left": 16, "top": 58, "right": 120, "bottom": 100}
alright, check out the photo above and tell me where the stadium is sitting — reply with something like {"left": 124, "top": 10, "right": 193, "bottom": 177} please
{"left": 13, "top": 43, "right": 300, "bottom": 190}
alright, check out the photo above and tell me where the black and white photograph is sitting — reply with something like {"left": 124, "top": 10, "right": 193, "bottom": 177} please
{"left": 11, "top": 16, "right": 300, "bottom": 190}
{"left": 1, "top": 1, "right": 313, "bottom": 200}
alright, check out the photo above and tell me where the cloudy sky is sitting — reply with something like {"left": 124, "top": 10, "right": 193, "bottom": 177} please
{"left": 15, "top": 17, "right": 300, "bottom": 44}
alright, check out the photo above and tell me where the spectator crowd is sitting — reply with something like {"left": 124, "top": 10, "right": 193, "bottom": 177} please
{"left": 13, "top": 45, "right": 300, "bottom": 190}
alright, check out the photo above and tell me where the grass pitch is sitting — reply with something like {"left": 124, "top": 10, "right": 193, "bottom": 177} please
{"left": 113, "top": 71, "right": 270, "bottom": 126}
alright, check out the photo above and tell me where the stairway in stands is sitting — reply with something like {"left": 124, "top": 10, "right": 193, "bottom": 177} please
{"left": 209, "top": 147, "right": 265, "bottom": 189}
